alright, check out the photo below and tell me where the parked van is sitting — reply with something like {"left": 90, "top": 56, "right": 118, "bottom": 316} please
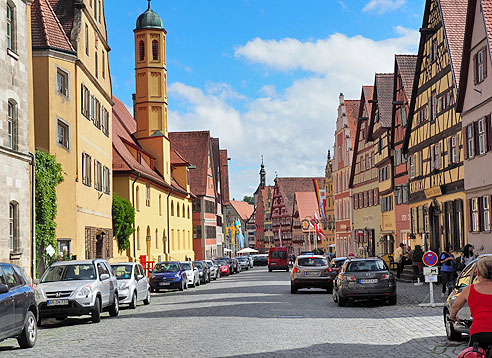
{"left": 268, "top": 247, "right": 289, "bottom": 272}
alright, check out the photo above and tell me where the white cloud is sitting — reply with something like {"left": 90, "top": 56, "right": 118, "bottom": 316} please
{"left": 169, "top": 27, "right": 419, "bottom": 199}
{"left": 363, "top": 0, "right": 406, "bottom": 14}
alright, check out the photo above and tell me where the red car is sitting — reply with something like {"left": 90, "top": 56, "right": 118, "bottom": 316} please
{"left": 268, "top": 247, "right": 289, "bottom": 272}
{"left": 216, "top": 260, "right": 230, "bottom": 276}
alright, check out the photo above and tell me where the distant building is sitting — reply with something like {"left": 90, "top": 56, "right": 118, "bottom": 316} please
{"left": 323, "top": 151, "right": 336, "bottom": 253}
{"left": 225, "top": 200, "right": 254, "bottom": 255}
{"left": 291, "top": 192, "right": 321, "bottom": 255}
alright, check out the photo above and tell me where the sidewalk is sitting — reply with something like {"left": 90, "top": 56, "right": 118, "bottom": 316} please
{"left": 397, "top": 280, "right": 448, "bottom": 305}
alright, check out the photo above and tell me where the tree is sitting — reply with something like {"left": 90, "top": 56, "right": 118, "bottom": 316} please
{"left": 35, "top": 150, "right": 64, "bottom": 274}
{"left": 243, "top": 196, "right": 254, "bottom": 205}
{"left": 112, "top": 193, "right": 135, "bottom": 251}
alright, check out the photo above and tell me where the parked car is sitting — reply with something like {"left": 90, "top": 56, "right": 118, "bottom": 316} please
{"left": 443, "top": 254, "right": 492, "bottom": 341}
{"left": 216, "top": 260, "right": 230, "bottom": 276}
{"left": 149, "top": 262, "right": 187, "bottom": 292}
{"left": 204, "top": 260, "right": 220, "bottom": 280}
{"left": 290, "top": 255, "right": 333, "bottom": 294}
{"left": 0, "top": 263, "right": 38, "bottom": 348}
{"left": 247, "top": 256, "right": 254, "bottom": 269}
{"left": 268, "top": 247, "right": 289, "bottom": 272}
{"left": 231, "top": 258, "right": 242, "bottom": 274}
{"left": 328, "top": 257, "right": 347, "bottom": 282}
{"left": 332, "top": 258, "right": 396, "bottom": 306}
{"left": 111, "top": 263, "right": 150, "bottom": 309}
{"left": 193, "top": 261, "right": 210, "bottom": 284}
{"left": 235, "top": 257, "right": 250, "bottom": 271}
{"left": 217, "top": 257, "right": 233, "bottom": 274}
{"left": 181, "top": 261, "right": 200, "bottom": 287}
{"left": 36, "top": 259, "right": 119, "bottom": 324}
{"left": 252, "top": 254, "right": 268, "bottom": 267}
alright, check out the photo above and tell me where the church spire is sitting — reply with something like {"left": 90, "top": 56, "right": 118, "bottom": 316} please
{"left": 259, "top": 156, "right": 266, "bottom": 189}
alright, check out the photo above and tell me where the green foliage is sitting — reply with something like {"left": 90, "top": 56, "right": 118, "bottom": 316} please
{"left": 35, "top": 150, "right": 64, "bottom": 272}
{"left": 112, "top": 193, "right": 135, "bottom": 251}
{"left": 243, "top": 196, "right": 254, "bottom": 205}
{"left": 312, "top": 248, "right": 324, "bottom": 255}
{"left": 412, "top": 245, "right": 424, "bottom": 263}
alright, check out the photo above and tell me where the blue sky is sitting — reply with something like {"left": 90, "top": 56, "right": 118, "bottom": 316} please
{"left": 106, "top": 0, "right": 425, "bottom": 200}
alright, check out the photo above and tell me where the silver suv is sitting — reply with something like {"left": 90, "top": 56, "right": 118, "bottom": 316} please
{"left": 35, "top": 259, "right": 119, "bottom": 324}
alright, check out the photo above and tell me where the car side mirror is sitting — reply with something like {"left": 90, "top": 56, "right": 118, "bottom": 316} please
{"left": 137, "top": 274, "right": 144, "bottom": 280}
{"left": 0, "top": 284, "right": 9, "bottom": 294}
{"left": 100, "top": 273, "right": 110, "bottom": 281}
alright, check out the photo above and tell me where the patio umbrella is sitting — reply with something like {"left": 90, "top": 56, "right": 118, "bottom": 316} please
{"left": 237, "top": 248, "right": 259, "bottom": 254}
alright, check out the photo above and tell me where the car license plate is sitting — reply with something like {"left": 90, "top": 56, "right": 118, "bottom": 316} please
{"left": 159, "top": 282, "right": 171, "bottom": 286}
{"left": 47, "top": 299, "right": 69, "bottom": 306}
{"left": 270, "top": 262, "right": 276, "bottom": 265}
{"left": 305, "top": 271, "right": 319, "bottom": 276}
{"left": 360, "top": 279, "right": 378, "bottom": 284}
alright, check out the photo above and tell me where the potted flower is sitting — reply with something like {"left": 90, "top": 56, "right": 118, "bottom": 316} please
{"left": 412, "top": 245, "right": 424, "bottom": 281}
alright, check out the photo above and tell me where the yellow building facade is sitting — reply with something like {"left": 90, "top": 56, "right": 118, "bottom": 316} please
{"left": 32, "top": 0, "right": 113, "bottom": 263}
{"left": 404, "top": 0, "right": 468, "bottom": 253}
{"left": 111, "top": 3, "right": 194, "bottom": 264}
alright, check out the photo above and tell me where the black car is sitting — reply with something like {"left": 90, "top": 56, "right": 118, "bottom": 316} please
{"left": 328, "top": 257, "right": 347, "bottom": 281}
{"left": 252, "top": 254, "right": 268, "bottom": 266}
{"left": 0, "top": 263, "right": 38, "bottom": 348}
{"left": 193, "top": 261, "right": 210, "bottom": 284}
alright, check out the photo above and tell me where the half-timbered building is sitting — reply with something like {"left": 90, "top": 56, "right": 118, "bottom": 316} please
{"left": 403, "top": 0, "right": 468, "bottom": 253}
{"left": 350, "top": 86, "right": 381, "bottom": 257}
{"left": 456, "top": 0, "right": 492, "bottom": 253}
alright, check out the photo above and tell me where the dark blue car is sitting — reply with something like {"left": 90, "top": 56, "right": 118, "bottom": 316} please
{"left": 0, "top": 263, "right": 38, "bottom": 349}
{"left": 149, "top": 261, "right": 187, "bottom": 292}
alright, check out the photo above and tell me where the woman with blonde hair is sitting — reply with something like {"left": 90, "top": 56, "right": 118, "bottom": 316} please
{"left": 449, "top": 256, "right": 492, "bottom": 349}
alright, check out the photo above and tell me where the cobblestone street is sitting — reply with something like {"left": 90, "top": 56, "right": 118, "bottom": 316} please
{"left": 0, "top": 268, "right": 468, "bottom": 357}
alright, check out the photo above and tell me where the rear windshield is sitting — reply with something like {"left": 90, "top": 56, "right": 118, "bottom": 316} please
{"left": 346, "top": 260, "right": 386, "bottom": 272}
{"left": 154, "top": 263, "right": 179, "bottom": 273}
{"left": 298, "top": 258, "right": 328, "bottom": 267}
{"left": 332, "top": 260, "right": 346, "bottom": 268}
{"left": 111, "top": 264, "right": 133, "bottom": 280}
{"left": 193, "top": 262, "right": 203, "bottom": 268}
{"left": 270, "top": 251, "right": 287, "bottom": 259}
{"left": 181, "top": 262, "right": 192, "bottom": 270}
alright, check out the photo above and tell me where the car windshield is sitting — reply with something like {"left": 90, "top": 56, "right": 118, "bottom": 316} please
{"left": 181, "top": 262, "right": 192, "bottom": 270}
{"left": 298, "top": 257, "right": 328, "bottom": 267}
{"left": 41, "top": 264, "right": 96, "bottom": 282}
{"left": 270, "top": 251, "right": 287, "bottom": 259}
{"left": 193, "top": 262, "right": 203, "bottom": 269}
{"left": 347, "top": 260, "right": 386, "bottom": 272}
{"left": 154, "top": 263, "right": 179, "bottom": 273}
{"left": 111, "top": 264, "right": 133, "bottom": 280}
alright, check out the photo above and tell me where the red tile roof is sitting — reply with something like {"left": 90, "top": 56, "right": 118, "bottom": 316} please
{"left": 169, "top": 131, "right": 211, "bottom": 197}
{"left": 275, "top": 177, "right": 323, "bottom": 216}
{"left": 344, "top": 100, "right": 360, "bottom": 142}
{"left": 374, "top": 73, "right": 394, "bottom": 128}
{"left": 361, "top": 86, "right": 374, "bottom": 118}
{"left": 31, "top": 0, "right": 75, "bottom": 52}
{"left": 112, "top": 96, "right": 191, "bottom": 196}
{"left": 229, "top": 200, "right": 254, "bottom": 221}
{"left": 170, "top": 150, "right": 190, "bottom": 166}
{"left": 294, "top": 192, "right": 320, "bottom": 224}
{"left": 47, "top": 0, "right": 77, "bottom": 41}
{"left": 395, "top": 55, "right": 418, "bottom": 104}
{"left": 483, "top": 0, "right": 492, "bottom": 48}
{"left": 440, "top": 0, "right": 468, "bottom": 87}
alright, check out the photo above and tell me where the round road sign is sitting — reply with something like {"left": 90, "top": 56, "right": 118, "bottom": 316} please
{"left": 423, "top": 250, "right": 438, "bottom": 267}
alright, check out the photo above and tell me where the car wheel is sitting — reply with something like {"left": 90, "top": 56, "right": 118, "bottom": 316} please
{"left": 269, "top": 268, "right": 272, "bottom": 272}
{"left": 143, "top": 289, "right": 151, "bottom": 305}
{"left": 109, "top": 295, "right": 119, "bottom": 317}
{"left": 444, "top": 310, "right": 462, "bottom": 341}
{"left": 17, "top": 311, "right": 37, "bottom": 349}
{"left": 92, "top": 298, "right": 101, "bottom": 323}
{"left": 290, "top": 284, "right": 298, "bottom": 294}
{"left": 338, "top": 295, "right": 347, "bottom": 307}
{"left": 332, "top": 291, "right": 338, "bottom": 303}
{"left": 129, "top": 291, "right": 137, "bottom": 309}
{"left": 388, "top": 295, "right": 397, "bottom": 306}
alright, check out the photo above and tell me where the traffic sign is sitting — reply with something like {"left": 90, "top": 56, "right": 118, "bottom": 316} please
{"left": 423, "top": 251, "right": 438, "bottom": 267}
{"left": 423, "top": 267, "right": 439, "bottom": 276}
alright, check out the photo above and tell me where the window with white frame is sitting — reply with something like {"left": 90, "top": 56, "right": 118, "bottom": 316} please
{"left": 103, "top": 166, "right": 110, "bottom": 194}
{"left": 82, "top": 153, "right": 92, "bottom": 186}
{"left": 430, "top": 91, "right": 437, "bottom": 121}
{"left": 146, "top": 184, "right": 150, "bottom": 207}
{"left": 7, "top": 2, "right": 15, "bottom": 52}
{"left": 471, "top": 198, "right": 479, "bottom": 232}
{"left": 94, "top": 160, "right": 102, "bottom": 191}
{"left": 483, "top": 196, "right": 490, "bottom": 232}
{"left": 7, "top": 100, "right": 16, "bottom": 150}
{"left": 57, "top": 68, "right": 69, "bottom": 97}
{"left": 85, "top": 24, "right": 89, "bottom": 56}
{"left": 478, "top": 118, "right": 486, "bottom": 155}
{"left": 449, "top": 135, "right": 458, "bottom": 164}
{"left": 431, "top": 143, "right": 441, "bottom": 170}
{"left": 9, "top": 201, "right": 18, "bottom": 251}
{"left": 467, "top": 124, "right": 475, "bottom": 158}
{"left": 477, "top": 49, "right": 484, "bottom": 83}
{"left": 57, "top": 119, "right": 69, "bottom": 150}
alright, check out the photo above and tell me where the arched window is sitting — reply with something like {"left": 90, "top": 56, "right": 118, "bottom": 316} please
{"left": 155, "top": 228, "right": 159, "bottom": 249}
{"left": 177, "top": 229, "right": 180, "bottom": 250}
{"left": 159, "top": 195, "right": 162, "bottom": 215}
{"left": 7, "top": 2, "right": 15, "bottom": 51}
{"left": 7, "top": 100, "right": 17, "bottom": 149}
{"left": 177, "top": 203, "right": 180, "bottom": 217}
{"left": 136, "top": 227, "right": 140, "bottom": 250}
{"left": 95, "top": 52, "right": 98, "bottom": 78}
{"left": 182, "top": 204, "right": 185, "bottom": 218}
{"left": 171, "top": 200, "right": 174, "bottom": 216}
{"left": 188, "top": 206, "right": 190, "bottom": 219}
{"left": 162, "top": 230, "right": 166, "bottom": 253}
{"left": 139, "top": 41, "right": 145, "bottom": 61}
{"left": 135, "top": 186, "right": 140, "bottom": 211}
{"left": 9, "top": 201, "right": 18, "bottom": 251}
{"left": 152, "top": 40, "right": 158, "bottom": 61}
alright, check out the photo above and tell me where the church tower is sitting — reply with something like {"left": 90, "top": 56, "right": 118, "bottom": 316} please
{"left": 259, "top": 156, "right": 266, "bottom": 189}
{"left": 134, "top": 1, "right": 170, "bottom": 183}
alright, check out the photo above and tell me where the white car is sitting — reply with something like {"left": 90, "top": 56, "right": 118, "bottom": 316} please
{"left": 111, "top": 263, "right": 151, "bottom": 309}
{"left": 205, "top": 260, "right": 220, "bottom": 280}
{"left": 181, "top": 261, "right": 200, "bottom": 287}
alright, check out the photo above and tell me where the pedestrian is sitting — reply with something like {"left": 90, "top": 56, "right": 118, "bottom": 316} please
{"left": 405, "top": 245, "right": 413, "bottom": 265}
{"left": 460, "top": 244, "right": 476, "bottom": 269}
{"left": 449, "top": 256, "right": 492, "bottom": 350}
{"left": 393, "top": 243, "right": 405, "bottom": 279}
{"left": 440, "top": 245, "right": 456, "bottom": 298}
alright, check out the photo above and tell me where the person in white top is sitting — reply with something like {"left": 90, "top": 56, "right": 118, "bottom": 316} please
{"left": 461, "top": 244, "right": 476, "bottom": 268}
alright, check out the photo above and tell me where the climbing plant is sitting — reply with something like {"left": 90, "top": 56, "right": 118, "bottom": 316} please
{"left": 35, "top": 150, "right": 64, "bottom": 273}
{"left": 112, "top": 193, "right": 135, "bottom": 251}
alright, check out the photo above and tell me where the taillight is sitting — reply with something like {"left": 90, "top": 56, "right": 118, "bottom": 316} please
{"left": 348, "top": 276, "right": 356, "bottom": 282}
{"left": 292, "top": 268, "right": 300, "bottom": 273}
{"left": 325, "top": 268, "right": 333, "bottom": 273}
{"left": 381, "top": 273, "right": 394, "bottom": 280}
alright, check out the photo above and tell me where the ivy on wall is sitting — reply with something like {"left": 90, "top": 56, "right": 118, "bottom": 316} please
{"left": 35, "top": 150, "right": 64, "bottom": 273}
{"left": 112, "top": 193, "right": 135, "bottom": 251}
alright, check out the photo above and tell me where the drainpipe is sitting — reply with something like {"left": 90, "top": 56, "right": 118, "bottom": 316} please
{"left": 29, "top": 152, "right": 35, "bottom": 280}
{"left": 166, "top": 187, "right": 174, "bottom": 261}
{"left": 131, "top": 172, "right": 140, "bottom": 262}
